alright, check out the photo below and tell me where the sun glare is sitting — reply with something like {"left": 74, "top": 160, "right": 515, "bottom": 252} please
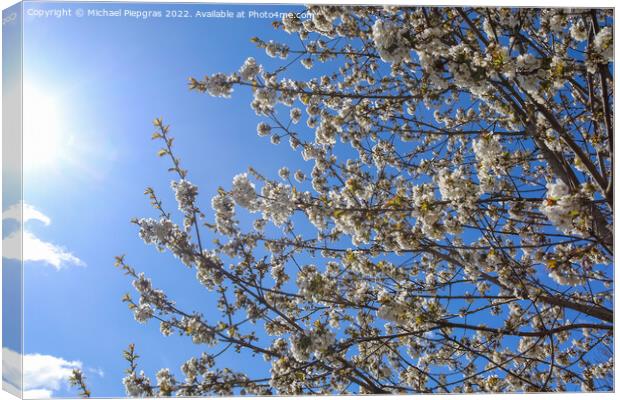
{"left": 23, "top": 84, "right": 64, "bottom": 170}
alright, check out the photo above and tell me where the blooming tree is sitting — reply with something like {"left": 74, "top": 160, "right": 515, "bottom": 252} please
{"left": 115, "top": 6, "right": 614, "bottom": 395}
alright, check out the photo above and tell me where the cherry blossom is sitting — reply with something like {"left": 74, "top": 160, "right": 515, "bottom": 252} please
{"left": 113, "top": 6, "right": 614, "bottom": 396}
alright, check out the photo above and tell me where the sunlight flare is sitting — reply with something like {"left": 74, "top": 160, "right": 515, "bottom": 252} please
{"left": 23, "top": 84, "right": 64, "bottom": 170}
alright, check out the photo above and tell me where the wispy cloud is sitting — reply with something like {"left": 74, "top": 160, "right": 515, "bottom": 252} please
{"left": 3, "top": 348, "right": 86, "bottom": 399}
{"left": 3, "top": 231, "right": 85, "bottom": 269}
{"left": 2, "top": 203, "right": 84, "bottom": 269}
{"left": 3, "top": 203, "right": 51, "bottom": 226}
{"left": 87, "top": 367, "right": 105, "bottom": 378}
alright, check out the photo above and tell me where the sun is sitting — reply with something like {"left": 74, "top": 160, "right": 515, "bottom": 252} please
{"left": 23, "top": 84, "right": 64, "bottom": 170}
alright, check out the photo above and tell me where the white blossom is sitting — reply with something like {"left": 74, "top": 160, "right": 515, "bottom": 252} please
{"left": 137, "top": 218, "right": 178, "bottom": 251}
{"left": 278, "top": 167, "right": 290, "bottom": 180}
{"left": 133, "top": 303, "right": 153, "bottom": 324}
{"left": 570, "top": 19, "right": 588, "bottom": 41}
{"left": 123, "top": 371, "right": 151, "bottom": 397}
{"left": 231, "top": 173, "right": 257, "bottom": 210}
{"left": 372, "top": 19, "right": 410, "bottom": 63}
{"left": 289, "top": 329, "right": 336, "bottom": 362}
{"left": 211, "top": 192, "right": 236, "bottom": 235}
{"left": 239, "top": 57, "right": 261, "bottom": 81}
{"left": 261, "top": 182, "right": 295, "bottom": 226}
{"left": 539, "top": 180, "right": 588, "bottom": 236}
{"left": 171, "top": 179, "right": 198, "bottom": 214}
{"left": 257, "top": 122, "right": 271, "bottom": 137}
{"left": 290, "top": 108, "right": 302, "bottom": 124}
{"left": 294, "top": 170, "right": 305, "bottom": 183}
{"left": 201, "top": 73, "right": 233, "bottom": 97}
{"left": 593, "top": 27, "right": 613, "bottom": 63}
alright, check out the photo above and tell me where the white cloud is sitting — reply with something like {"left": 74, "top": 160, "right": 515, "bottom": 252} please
{"left": 2, "top": 203, "right": 84, "bottom": 269}
{"left": 3, "top": 348, "right": 85, "bottom": 399}
{"left": 2, "top": 347, "right": 21, "bottom": 396}
{"left": 23, "top": 353, "right": 82, "bottom": 398}
{"left": 3, "top": 231, "right": 85, "bottom": 269}
{"left": 3, "top": 203, "right": 51, "bottom": 226}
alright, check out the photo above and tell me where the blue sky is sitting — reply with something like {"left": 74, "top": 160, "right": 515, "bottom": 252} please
{"left": 4, "top": 1, "right": 313, "bottom": 397}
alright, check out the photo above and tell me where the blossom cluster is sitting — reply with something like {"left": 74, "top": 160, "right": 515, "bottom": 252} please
{"left": 121, "top": 6, "right": 614, "bottom": 396}
{"left": 539, "top": 181, "right": 590, "bottom": 236}
{"left": 289, "top": 327, "right": 336, "bottom": 362}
